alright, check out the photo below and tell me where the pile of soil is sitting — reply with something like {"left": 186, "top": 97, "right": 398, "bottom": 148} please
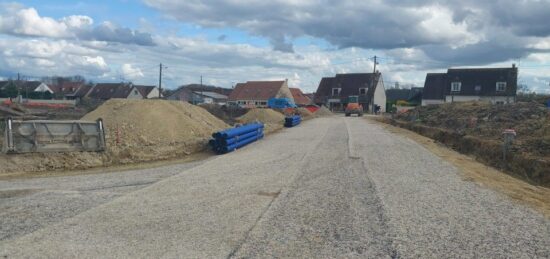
{"left": 83, "top": 99, "right": 228, "bottom": 163}
{"left": 315, "top": 106, "right": 333, "bottom": 116}
{"left": 393, "top": 101, "right": 550, "bottom": 186}
{"left": 0, "top": 99, "right": 229, "bottom": 175}
{"left": 198, "top": 103, "right": 248, "bottom": 124}
{"left": 237, "top": 108, "right": 285, "bottom": 134}
{"left": 397, "top": 101, "right": 550, "bottom": 156}
{"left": 296, "top": 107, "right": 314, "bottom": 120}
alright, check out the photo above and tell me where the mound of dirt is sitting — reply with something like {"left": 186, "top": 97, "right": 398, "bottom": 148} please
{"left": 296, "top": 107, "right": 314, "bottom": 120}
{"left": 397, "top": 101, "right": 550, "bottom": 156}
{"left": 315, "top": 106, "right": 333, "bottom": 116}
{"left": 198, "top": 103, "right": 248, "bottom": 125}
{"left": 237, "top": 108, "right": 285, "bottom": 134}
{"left": 393, "top": 101, "right": 550, "bottom": 187}
{"left": 82, "top": 99, "right": 229, "bottom": 163}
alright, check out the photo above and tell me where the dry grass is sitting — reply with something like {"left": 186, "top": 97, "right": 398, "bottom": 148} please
{"left": 369, "top": 117, "right": 550, "bottom": 218}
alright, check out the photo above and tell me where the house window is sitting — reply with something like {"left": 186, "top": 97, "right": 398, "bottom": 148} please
{"left": 332, "top": 88, "right": 341, "bottom": 96}
{"left": 496, "top": 82, "right": 507, "bottom": 91}
{"left": 359, "top": 88, "right": 367, "bottom": 95}
{"left": 451, "top": 82, "right": 461, "bottom": 92}
{"left": 474, "top": 85, "right": 481, "bottom": 92}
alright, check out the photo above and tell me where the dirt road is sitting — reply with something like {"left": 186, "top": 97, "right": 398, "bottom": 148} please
{"left": 1, "top": 117, "right": 548, "bottom": 258}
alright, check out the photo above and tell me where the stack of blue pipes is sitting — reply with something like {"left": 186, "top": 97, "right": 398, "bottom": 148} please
{"left": 284, "top": 115, "right": 301, "bottom": 128}
{"left": 209, "top": 123, "right": 264, "bottom": 154}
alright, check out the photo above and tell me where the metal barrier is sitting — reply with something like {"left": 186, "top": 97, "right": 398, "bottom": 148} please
{"left": 3, "top": 118, "right": 106, "bottom": 154}
{"left": 209, "top": 123, "right": 264, "bottom": 154}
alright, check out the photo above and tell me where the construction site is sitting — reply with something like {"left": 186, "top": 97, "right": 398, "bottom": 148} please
{"left": 1, "top": 95, "right": 549, "bottom": 258}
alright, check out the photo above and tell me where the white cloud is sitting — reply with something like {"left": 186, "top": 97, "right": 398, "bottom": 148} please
{"left": 0, "top": 5, "right": 154, "bottom": 46}
{"left": 121, "top": 63, "right": 144, "bottom": 79}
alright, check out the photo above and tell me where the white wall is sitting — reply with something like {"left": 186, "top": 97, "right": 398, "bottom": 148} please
{"left": 373, "top": 79, "right": 387, "bottom": 113}
{"left": 444, "top": 95, "right": 515, "bottom": 104}
{"left": 422, "top": 99, "right": 445, "bottom": 106}
{"left": 35, "top": 83, "right": 54, "bottom": 93}
{"left": 235, "top": 100, "right": 268, "bottom": 108}
{"left": 147, "top": 87, "right": 161, "bottom": 98}
{"left": 126, "top": 88, "right": 144, "bottom": 99}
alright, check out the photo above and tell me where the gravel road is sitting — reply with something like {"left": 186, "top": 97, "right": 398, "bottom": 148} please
{"left": 1, "top": 116, "right": 548, "bottom": 258}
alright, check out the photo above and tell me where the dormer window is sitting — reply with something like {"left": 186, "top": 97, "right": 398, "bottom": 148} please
{"left": 451, "top": 82, "right": 461, "bottom": 92}
{"left": 359, "top": 88, "right": 367, "bottom": 95}
{"left": 332, "top": 88, "right": 341, "bottom": 96}
{"left": 496, "top": 82, "right": 506, "bottom": 91}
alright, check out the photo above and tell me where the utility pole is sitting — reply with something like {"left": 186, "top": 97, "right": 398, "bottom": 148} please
{"left": 158, "top": 63, "right": 163, "bottom": 98}
{"left": 371, "top": 56, "right": 378, "bottom": 114}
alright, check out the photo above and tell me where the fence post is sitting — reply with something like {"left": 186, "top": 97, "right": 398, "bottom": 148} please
{"left": 502, "top": 129, "right": 516, "bottom": 162}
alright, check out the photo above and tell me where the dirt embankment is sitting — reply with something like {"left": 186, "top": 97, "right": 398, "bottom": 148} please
{"left": 236, "top": 109, "right": 285, "bottom": 134}
{"left": 315, "top": 106, "right": 334, "bottom": 116}
{"left": 198, "top": 104, "right": 248, "bottom": 125}
{"left": 389, "top": 101, "right": 550, "bottom": 187}
{"left": 0, "top": 100, "right": 228, "bottom": 175}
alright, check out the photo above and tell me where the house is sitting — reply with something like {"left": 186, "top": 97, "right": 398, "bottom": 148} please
{"left": 192, "top": 91, "right": 228, "bottom": 105}
{"left": 165, "top": 85, "right": 230, "bottom": 104}
{"left": 0, "top": 80, "right": 54, "bottom": 99}
{"left": 314, "top": 73, "right": 386, "bottom": 113}
{"left": 228, "top": 80, "right": 294, "bottom": 108}
{"left": 422, "top": 65, "right": 518, "bottom": 106}
{"left": 290, "top": 88, "right": 312, "bottom": 106}
{"left": 86, "top": 83, "right": 135, "bottom": 100}
{"left": 49, "top": 81, "right": 87, "bottom": 99}
{"left": 66, "top": 84, "right": 93, "bottom": 101}
{"left": 133, "top": 85, "right": 161, "bottom": 99}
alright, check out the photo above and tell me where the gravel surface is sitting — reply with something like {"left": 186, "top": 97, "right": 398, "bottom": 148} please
{"left": 0, "top": 160, "right": 206, "bottom": 242}
{"left": 1, "top": 116, "right": 548, "bottom": 258}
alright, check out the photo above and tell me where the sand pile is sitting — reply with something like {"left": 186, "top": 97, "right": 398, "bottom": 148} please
{"left": 198, "top": 103, "right": 248, "bottom": 124}
{"left": 237, "top": 108, "right": 285, "bottom": 134}
{"left": 315, "top": 106, "right": 333, "bottom": 116}
{"left": 82, "top": 99, "right": 228, "bottom": 163}
{"left": 0, "top": 99, "right": 229, "bottom": 175}
{"left": 297, "top": 107, "right": 314, "bottom": 120}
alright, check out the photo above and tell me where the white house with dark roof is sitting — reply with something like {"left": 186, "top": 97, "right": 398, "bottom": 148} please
{"left": 422, "top": 65, "right": 518, "bottom": 106}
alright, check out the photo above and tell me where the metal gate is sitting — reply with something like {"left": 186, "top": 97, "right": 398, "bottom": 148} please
{"left": 3, "top": 118, "right": 106, "bottom": 154}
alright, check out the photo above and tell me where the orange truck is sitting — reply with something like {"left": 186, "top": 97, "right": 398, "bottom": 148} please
{"left": 345, "top": 96, "right": 363, "bottom": 117}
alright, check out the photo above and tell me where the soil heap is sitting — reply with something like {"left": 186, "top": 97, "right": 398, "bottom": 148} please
{"left": 296, "top": 107, "right": 314, "bottom": 120}
{"left": 315, "top": 106, "right": 333, "bottom": 116}
{"left": 237, "top": 108, "right": 285, "bottom": 134}
{"left": 82, "top": 99, "right": 228, "bottom": 163}
{"left": 394, "top": 101, "right": 550, "bottom": 186}
{"left": 198, "top": 103, "right": 248, "bottom": 125}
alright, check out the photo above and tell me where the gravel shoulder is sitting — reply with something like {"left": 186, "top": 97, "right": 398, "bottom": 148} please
{"left": 348, "top": 118, "right": 549, "bottom": 258}
{"left": 1, "top": 116, "right": 548, "bottom": 258}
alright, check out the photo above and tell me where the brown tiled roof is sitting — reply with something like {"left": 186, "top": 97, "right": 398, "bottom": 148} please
{"left": 49, "top": 81, "right": 85, "bottom": 94}
{"left": 88, "top": 83, "right": 132, "bottom": 100}
{"left": 290, "top": 88, "right": 311, "bottom": 105}
{"left": 72, "top": 84, "right": 92, "bottom": 98}
{"left": 228, "top": 81, "right": 285, "bottom": 101}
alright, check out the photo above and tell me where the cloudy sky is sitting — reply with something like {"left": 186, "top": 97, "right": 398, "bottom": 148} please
{"left": 0, "top": 0, "right": 549, "bottom": 93}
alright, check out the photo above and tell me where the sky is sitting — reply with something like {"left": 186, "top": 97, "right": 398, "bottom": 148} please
{"left": 0, "top": 0, "right": 550, "bottom": 93}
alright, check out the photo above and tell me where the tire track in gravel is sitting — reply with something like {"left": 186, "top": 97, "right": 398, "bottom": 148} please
{"left": 232, "top": 118, "right": 397, "bottom": 258}
{"left": 227, "top": 118, "right": 332, "bottom": 258}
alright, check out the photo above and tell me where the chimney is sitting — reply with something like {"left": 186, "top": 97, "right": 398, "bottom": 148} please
{"left": 512, "top": 63, "right": 516, "bottom": 68}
